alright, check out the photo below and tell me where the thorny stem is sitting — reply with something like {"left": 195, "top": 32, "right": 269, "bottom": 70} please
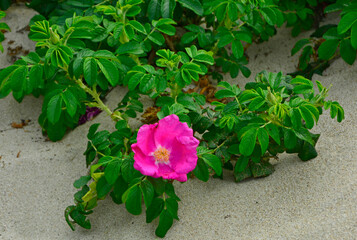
{"left": 199, "top": 138, "right": 230, "bottom": 157}
{"left": 75, "top": 78, "right": 124, "bottom": 121}
{"left": 235, "top": 96, "right": 243, "bottom": 112}
{"left": 90, "top": 141, "right": 105, "bottom": 157}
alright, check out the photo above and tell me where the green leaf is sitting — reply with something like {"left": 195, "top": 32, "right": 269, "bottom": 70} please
{"left": 194, "top": 54, "right": 214, "bottom": 65}
{"left": 323, "top": 27, "right": 340, "bottom": 40}
{"left": 202, "top": 154, "right": 222, "bottom": 176}
{"left": 73, "top": 175, "right": 91, "bottom": 189}
{"left": 166, "top": 198, "right": 179, "bottom": 220}
{"left": 22, "top": 52, "right": 40, "bottom": 64}
{"left": 155, "top": 209, "right": 174, "bottom": 238}
{"left": 0, "top": 1, "right": 11, "bottom": 10}
{"left": 298, "top": 46, "right": 313, "bottom": 70}
{"left": 96, "top": 177, "right": 112, "bottom": 199}
{"left": 260, "top": 7, "right": 277, "bottom": 26}
{"left": 83, "top": 58, "right": 97, "bottom": 86}
{"left": 28, "top": 65, "right": 43, "bottom": 91}
{"left": 318, "top": 39, "right": 339, "bottom": 60}
{"left": 234, "top": 165, "right": 252, "bottom": 182}
{"left": 124, "top": 184, "right": 142, "bottom": 215}
{"left": 156, "top": 24, "right": 176, "bottom": 36}
{"left": 154, "top": 18, "right": 176, "bottom": 26}
{"left": 267, "top": 72, "right": 282, "bottom": 90}
{"left": 148, "top": 0, "right": 161, "bottom": 21}
{"left": 248, "top": 96, "right": 265, "bottom": 111}
{"left": 293, "top": 128, "right": 314, "bottom": 146}
{"left": 193, "top": 158, "right": 209, "bottom": 182}
{"left": 239, "top": 127, "right": 258, "bottom": 156}
{"left": 165, "top": 183, "right": 180, "bottom": 201}
{"left": 96, "top": 58, "right": 119, "bottom": 86}
{"left": 146, "top": 197, "right": 165, "bottom": 223}
{"left": 128, "top": 72, "right": 145, "bottom": 90}
{"left": 265, "top": 123, "right": 280, "bottom": 145}
{"left": 337, "top": 12, "right": 357, "bottom": 34}
{"left": 291, "top": 76, "right": 314, "bottom": 94}
{"left": 129, "top": 20, "right": 146, "bottom": 34}
{"left": 121, "top": 158, "right": 142, "bottom": 183}
{"left": 67, "top": 207, "right": 91, "bottom": 230}
{"left": 111, "top": 176, "right": 128, "bottom": 204}
{"left": 161, "top": 0, "right": 176, "bottom": 18}
{"left": 217, "top": 34, "right": 234, "bottom": 48}
{"left": 240, "top": 65, "right": 251, "bottom": 78}
{"left": 298, "top": 141, "right": 318, "bottom": 161}
{"left": 291, "top": 39, "right": 310, "bottom": 56}
{"left": 257, "top": 128, "right": 269, "bottom": 155}
{"left": 116, "top": 41, "right": 144, "bottom": 55}
{"left": 284, "top": 129, "right": 297, "bottom": 149}
{"left": 47, "top": 94, "right": 62, "bottom": 124}
{"left": 10, "top": 66, "right": 27, "bottom": 92}
{"left": 250, "top": 162, "right": 274, "bottom": 178}
{"left": 234, "top": 155, "right": 249, "bottom": 173}
{"left": 29, "top": 20, "right": 51, "bottom": 41}
{"left": 340, "top": 39, "right": 356, "bottom": 65}
{"left": 304, "top": 104, "right": 319, "bottom": 122}
{"left": 324, "top": 3, "right": 344, "bottom": 13}
{"left": 140, "top": 179, "right": 154, "bottom": 208}
{"left": 91, "top": 156, "right": 113, "bottom": 175}
{"left": 228, "top": 2, "right": 239, "bottom": 21}
{"left": 0, "top": 22, "right": 10, "bottom": 32}
{"left": 148, "top": 31, "right": 165, "bottom": 45}
{"left": 87, "top": 123, "right": 100, "bottom": 140}
{"left": 215, "top": 89, "right": 236, "bottom": 99}
{"left": 181, "top": 32, "right": 198, "bottom": 45}
{"left": 351, "top": 22, "right": 357, "bottom": 49}
{"left": 62, "top": 90, "right": 78, "bottom": 117}
{"left": 177, "top": 0, "right": 203, "bottom": 15}
{"left": 232, "top": 40, "right": 244, "bottom": 58}
{"left": 299, "top": 105, "right": 315, "bottom": 129}
{"left": 104, "top": 159, "right": 122, "bottom": 185}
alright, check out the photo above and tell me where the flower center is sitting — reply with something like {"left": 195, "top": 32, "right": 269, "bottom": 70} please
{"left": 153, "top": 147, "right": 170, "bottom": 164}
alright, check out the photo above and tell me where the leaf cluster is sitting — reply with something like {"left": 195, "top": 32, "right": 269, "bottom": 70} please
{"left": 155, "top": 71, "right": 344, "bottom": 183}
{"left": 0, "top": 11, "right": 10, "bottom": 52}
{"left": 66, "top": 121, "right": 181, "bottom": 237}
{"left": 291, "top": 0, "right": 357, "bottom": 77}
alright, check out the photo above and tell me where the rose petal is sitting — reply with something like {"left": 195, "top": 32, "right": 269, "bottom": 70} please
{"left": 154, "top": 115, "right": 193, "bottom": 148}
{"left": 132, "top": 144, "right": 158, "bottom": 176}
{"left": 169, "top": 136, "right": 199, "bottom": 174}
{"left": 135, "top": 123, "right": 158, "bottom": 155}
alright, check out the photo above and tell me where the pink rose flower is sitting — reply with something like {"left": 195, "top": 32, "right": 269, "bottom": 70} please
{"left": 131, "top": 114, "right": 199, "bottom": 182}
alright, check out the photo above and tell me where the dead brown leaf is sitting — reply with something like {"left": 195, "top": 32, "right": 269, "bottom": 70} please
{"left": 185, "top": 75, "right": 228, "bottom": 103}
{"left": 141, "top": 107, "right": 161, "bottom": 124}
{"left": 11, "top": 119, "right": 31, "bottom": 129}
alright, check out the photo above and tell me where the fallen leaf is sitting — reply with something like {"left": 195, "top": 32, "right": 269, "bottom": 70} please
{"left": 141, "top": 107, "right": 161, "bottom": 124}
{"left": 11, "top": 119, "right": 31, "bottom": 129}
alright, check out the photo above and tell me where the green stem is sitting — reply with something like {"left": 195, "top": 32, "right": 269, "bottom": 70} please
{"left": 75, "top": 79, "right": 124, "bottom": 121}
{"left": 143, "top": 28, "right": 156, "bottom": 42}
{"left": 200, "top": 138, "right": 230, "bottom": 157}
{"left": 235, "top": 96, "right": 243, "bottom": 112}
{"left": 90, "top": 141, "right": 105, "bottom": 157}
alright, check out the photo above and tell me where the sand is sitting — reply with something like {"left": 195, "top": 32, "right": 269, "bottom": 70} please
{"left": 0, "top": 4, "right": 356, "bottom": 240}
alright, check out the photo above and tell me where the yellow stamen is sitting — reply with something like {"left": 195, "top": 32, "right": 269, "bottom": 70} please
{"left": 153, "top": 147, "right": 170, "bottom": 164}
